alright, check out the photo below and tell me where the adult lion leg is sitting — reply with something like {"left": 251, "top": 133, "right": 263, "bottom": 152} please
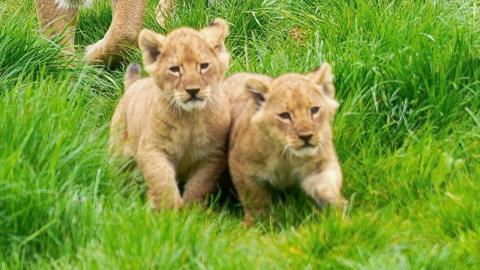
{"left": 182, "top": 157, "right": 226, "bottom": 205}
{"left": 85, "top": 0, "right": 146, "bottom": 66}
{"left": 35, "top": 0, "right": 78, "bottom": 53}
{"left": 155, "top": 0, "right": 174, "bottom": 27}
{"left": 155, "top": 0, "right": 221, "bottom": 27}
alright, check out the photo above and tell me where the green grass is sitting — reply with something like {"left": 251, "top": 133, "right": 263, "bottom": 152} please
{"left": 1, "top": 0, "right": 479, "bottom": 269}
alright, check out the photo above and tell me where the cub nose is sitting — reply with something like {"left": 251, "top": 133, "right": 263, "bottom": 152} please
{"left": 186, "top": 88, "right": 200, "bottom": 97}
{"left": 298, "top": 134, "right": 313, "bottom": 144}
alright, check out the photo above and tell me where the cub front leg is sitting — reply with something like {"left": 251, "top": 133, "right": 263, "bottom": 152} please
{"left": 183, "top": 157, "right": 226, "bottom": 205}
{"left": 137, "top": 145, "right": 183, "bottom": 210}
{"left": 230, "top": 162, "right": 271, "bottom": 225}
{"left": 302, "top": 163, "right": 347, "bottom": 210}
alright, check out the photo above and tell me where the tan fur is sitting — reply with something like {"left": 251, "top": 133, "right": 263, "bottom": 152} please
{"left": 109, "top": 19, "right": 231, "bottom": 210}
{"left": 55, "top": 0, "right": 92, "bottom": 9}
{"left": 155, "top": 0, "right": 220, "bottom": 26}
{"left": 35, "top": 0, "right": 146, "bottom": 65}
{"left": 224, "top": 64, "right": 347, "bottom": 225}
{"left": 35, "top": 0, "right": 78, "bottom": 53}
{"left": 155, "top": 0, "right": 175, "bottom": 27}
{"left": 35, "top": 0, "right": 220, "bottom": 65}
{"left": 84, "top": 0, "right": 147, "bottom": 65}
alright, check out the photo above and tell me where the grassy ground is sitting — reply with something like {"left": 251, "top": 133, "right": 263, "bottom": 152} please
{"left": 1, "top": 0, "right": 479, "bottom": 269}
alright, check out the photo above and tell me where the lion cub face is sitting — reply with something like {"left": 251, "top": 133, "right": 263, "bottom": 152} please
{"left": 246, "top": 64, "right": 339, "bottom": 158}
{"left": 138, "top": 19, "right": 229, "bottom": 111}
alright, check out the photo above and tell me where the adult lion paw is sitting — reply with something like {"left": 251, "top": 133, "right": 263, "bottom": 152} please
{"left": 85, "top": 38, "right": 109, "bottom": 65}
{"left": 85, "top": 39, "right": 125, "bottom": 66}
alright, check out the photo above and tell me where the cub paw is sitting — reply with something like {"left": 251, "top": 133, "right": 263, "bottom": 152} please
{"left": 150, "top": 195, "right": 184, "bottom": 211}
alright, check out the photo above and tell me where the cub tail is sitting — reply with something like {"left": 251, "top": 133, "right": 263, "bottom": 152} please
{"left": 124, "top": 63, "right": 142, "bottom": 88}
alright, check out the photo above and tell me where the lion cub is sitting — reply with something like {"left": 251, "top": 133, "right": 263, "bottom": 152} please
{"left": 225, "top": 64, "right": 347, "bottom": 224}
{"left": 109, "top": 19, "right": 231, "bottom": 209}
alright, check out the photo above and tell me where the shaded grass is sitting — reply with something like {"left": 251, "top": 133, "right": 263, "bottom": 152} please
{"left": 0, "top": 0, "right": 479, "bottom": 269}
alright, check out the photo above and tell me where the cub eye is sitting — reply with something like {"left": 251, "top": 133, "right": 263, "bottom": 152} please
{"left": 278, "top": 112, "right": 291, "bottom": 121}
{"left": 169, "top": 66, "right": 180, "bottom": 73}
{"left": 310, "top": 106, "right": 320, "bottom": 115}
{"left": 199, "top": 63, "right": 210, "bottom": 73}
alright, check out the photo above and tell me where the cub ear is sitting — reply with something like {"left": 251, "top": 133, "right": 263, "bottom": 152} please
{"left": 308, "top": 63, "right": 335, "bottom": 98}
{"left": 200, "top": 18, "right": 229, "bottom": 53}
{"left": 308, "top": 63, "right": 339, "bottom": 109}
{"left": 138, "top": 29, "right": 166, "bottom": 71}
{"left": 245, "top": 78, "right": 269, "bottom": 108}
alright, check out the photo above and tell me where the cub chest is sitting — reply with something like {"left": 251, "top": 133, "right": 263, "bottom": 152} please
{"left": 173, "top": 120, "right": 223, "bottom": 175}
{"left": 257, "top": 157, "right": 300, "bottom": 189}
